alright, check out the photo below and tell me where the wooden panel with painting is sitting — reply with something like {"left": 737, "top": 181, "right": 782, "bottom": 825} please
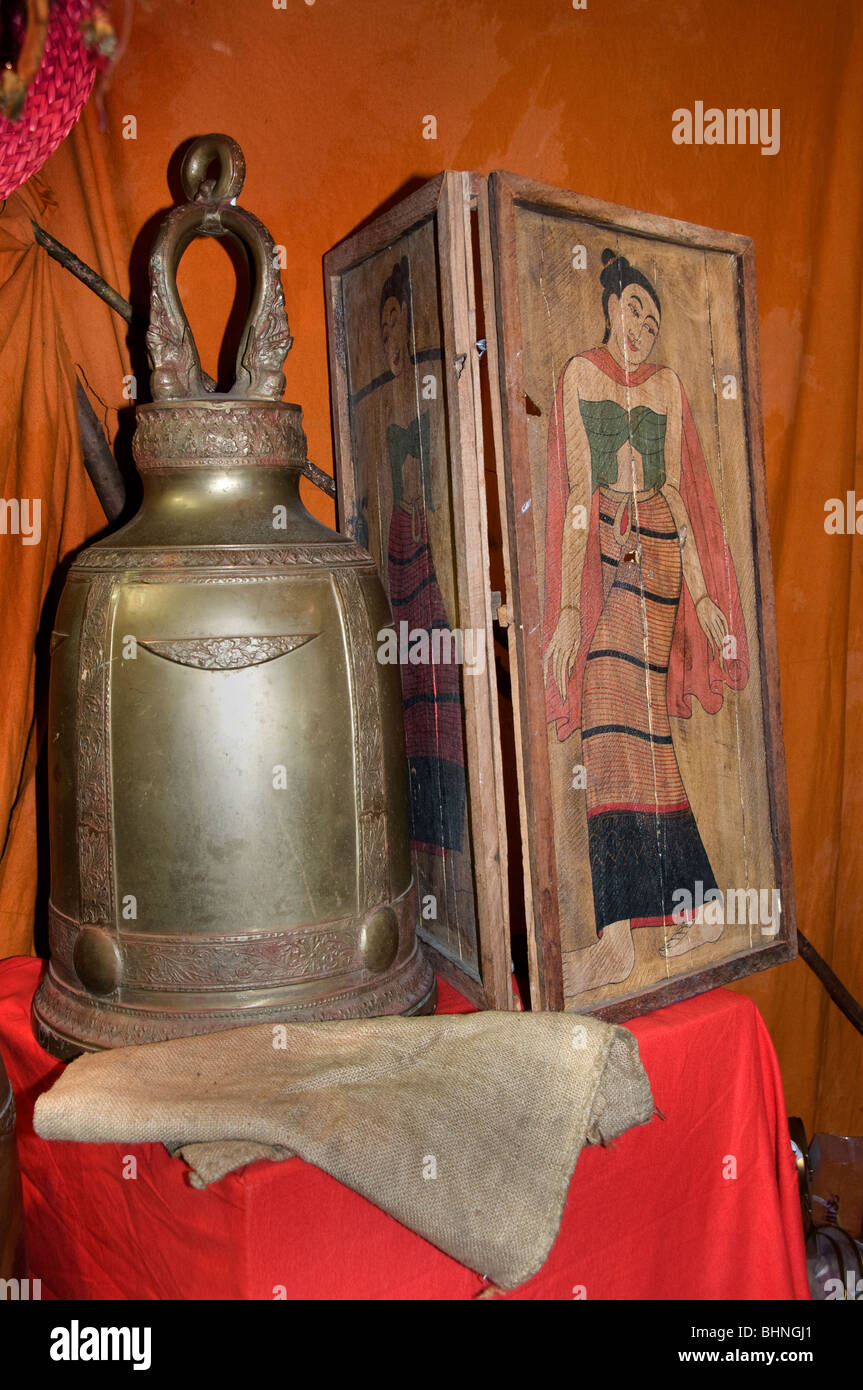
{"left": 479, "top": 172, "right": 796, "bottom": 1019}
{"left": 324, "top": 173, "right": 512, "bottom": 1009}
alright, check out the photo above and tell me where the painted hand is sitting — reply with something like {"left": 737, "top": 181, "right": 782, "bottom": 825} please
{"left": 544, "top": 607, "right": 581, "bottom": 702}
{"left": 695, "top": 595, "right": 728, "bottom": 668}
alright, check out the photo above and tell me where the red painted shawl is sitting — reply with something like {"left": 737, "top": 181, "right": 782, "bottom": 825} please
{"left": 544, "top": 346, "right": 749, "bottom": 739}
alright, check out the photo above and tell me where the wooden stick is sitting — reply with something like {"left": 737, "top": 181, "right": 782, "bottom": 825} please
{"left": 75, "top": 380, "right": 126, "bottom": 522}
{"left": 797, "top": 928, "right": 863, "bottom": 1038}
{"left": 31, "top": 221, "right": 136, "bottom": 324}
{"left": 303, "top": 459, "right": 336, "bottom": 500}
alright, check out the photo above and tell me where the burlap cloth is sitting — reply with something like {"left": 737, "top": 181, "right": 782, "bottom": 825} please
{"left": 34, "top": 1010, "right": 653, "bottom": 1288}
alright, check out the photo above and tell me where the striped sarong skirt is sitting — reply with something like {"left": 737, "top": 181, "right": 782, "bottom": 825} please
{"left": 582, "top": 487, "right": 718, "bottom": 932}
{"left": 388, "top": 507, "right": 466, "bottom": 855}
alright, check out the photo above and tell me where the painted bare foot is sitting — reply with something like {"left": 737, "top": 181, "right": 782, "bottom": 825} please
{"left": 659, "top": 909, "right": 724, "bottom": 958}
{"left": 565, "top": 918, "right": 635, "bottom": 994}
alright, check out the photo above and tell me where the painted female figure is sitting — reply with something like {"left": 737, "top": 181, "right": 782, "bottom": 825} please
{"left": 379, "top": 258, "right": 467, "bottom": 862}
{"left": 543, "top": 249, "right": 749, "bottom": 992}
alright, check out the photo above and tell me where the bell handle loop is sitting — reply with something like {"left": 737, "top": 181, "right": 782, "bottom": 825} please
{"left": 146, "top": 135, "right": 292, "bottom": 402}
{"left": 181, "top": 133, "right": 246, "bottom": 204}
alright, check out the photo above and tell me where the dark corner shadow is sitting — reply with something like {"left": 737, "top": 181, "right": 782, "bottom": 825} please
{"left": 326, "top": 173, "right": 442, "bottom": 251}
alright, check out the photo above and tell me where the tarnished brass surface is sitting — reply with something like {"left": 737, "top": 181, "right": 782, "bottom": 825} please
{"left": 33, "top": 135, "right": 434, "bottom": 1056}
{"left": 0, "top": 1047, "right": 24, "bottom": 1280}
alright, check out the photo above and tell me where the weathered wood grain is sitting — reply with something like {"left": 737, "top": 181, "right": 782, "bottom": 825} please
{"left": 481, "top": 170, "right": 796, "bottom": 1019}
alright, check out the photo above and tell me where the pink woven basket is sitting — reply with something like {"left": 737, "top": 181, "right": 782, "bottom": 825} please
{"left": 0, "top": 0, "right": 99, "bottom": 202}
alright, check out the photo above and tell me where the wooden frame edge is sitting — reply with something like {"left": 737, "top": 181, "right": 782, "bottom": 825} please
{"left": 737, "top": 243, "right": 798, "bottom": 958}
{"left": 481, "top": 171, "right": 565, "bottom": 1010}
{"left": 590, "top": 939, "right": 797, "bottom": 1024}
{"left": 493, "top": 170, "right": 755, "bottom": 256}
{"left": 322, "top": 171, "right": 513, "bottom": 1010}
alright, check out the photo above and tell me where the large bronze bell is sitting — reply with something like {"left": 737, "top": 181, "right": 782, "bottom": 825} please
{"left": 33, "top": 135, "right": 435, "bottom": 1057}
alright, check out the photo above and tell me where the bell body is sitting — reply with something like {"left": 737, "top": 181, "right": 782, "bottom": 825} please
{"left": 32, "top": 399, "right": 435, "bottom": 1057}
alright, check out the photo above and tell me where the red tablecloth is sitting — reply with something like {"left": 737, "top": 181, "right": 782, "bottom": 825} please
{"left": 0, "top": 957, "right": 808, "bottom": 1300}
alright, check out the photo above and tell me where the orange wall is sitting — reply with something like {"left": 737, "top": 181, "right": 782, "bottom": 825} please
{"left": 36, "top": 0, "right": 863, "bottom": 1131}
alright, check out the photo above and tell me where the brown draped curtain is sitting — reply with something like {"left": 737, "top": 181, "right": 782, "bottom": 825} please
{"left": 0, "top": 102, "right": 130, "bottom": 959}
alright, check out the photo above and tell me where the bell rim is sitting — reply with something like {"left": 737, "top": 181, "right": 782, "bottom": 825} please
{"left": 31, "top": 947, "right": 437, "bottom": 1059}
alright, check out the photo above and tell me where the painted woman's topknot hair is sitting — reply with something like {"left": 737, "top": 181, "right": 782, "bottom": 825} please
{"left": 379, "top": 256, "right": 412, "bottom": 330}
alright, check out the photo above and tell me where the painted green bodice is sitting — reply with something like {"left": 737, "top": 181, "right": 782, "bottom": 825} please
{"left": 578, "top": 398, "right": 667, "bottom": 491}
{"left": 387, "top": 412, "right": 434, "bottom": 509}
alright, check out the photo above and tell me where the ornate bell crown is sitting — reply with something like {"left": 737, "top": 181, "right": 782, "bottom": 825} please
{"left": 133, "top": 133, "right": 308, "bottom": 473}
{"left": 146, "top": 133, "right": 293, "bottom": 404}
